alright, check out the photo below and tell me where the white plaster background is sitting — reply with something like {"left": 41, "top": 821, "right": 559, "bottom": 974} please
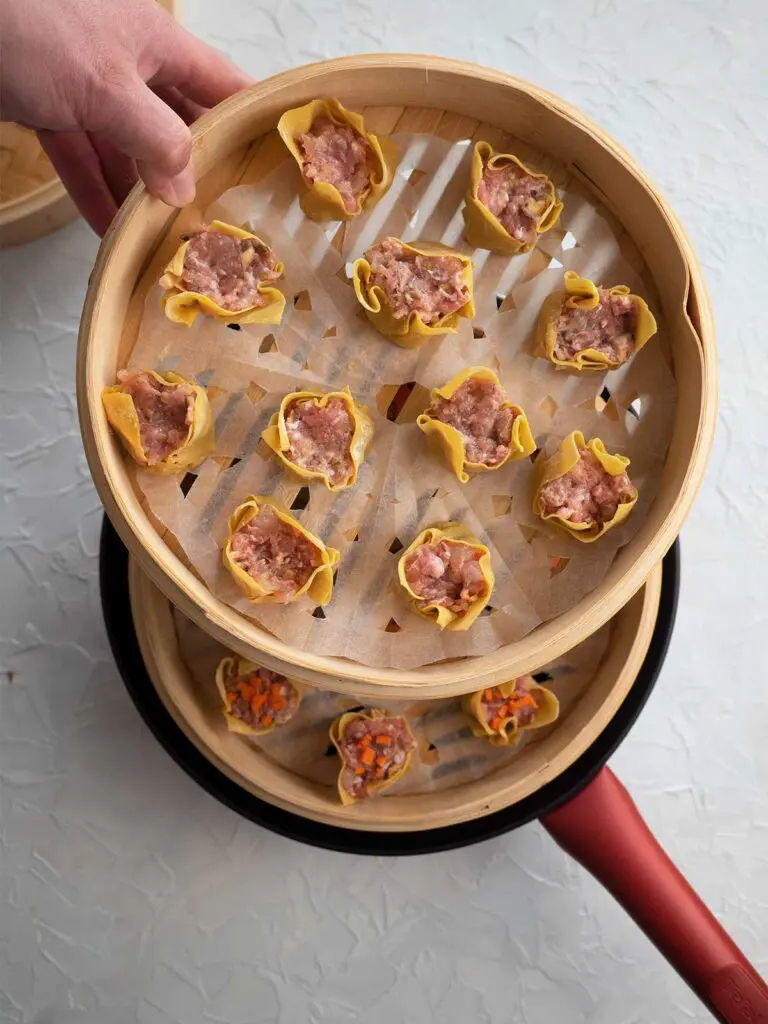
{"left": 1, "top": 1, "right": 767, "bottom": 1020}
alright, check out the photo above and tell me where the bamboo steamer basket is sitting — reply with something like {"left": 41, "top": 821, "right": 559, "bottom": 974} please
{"left": 0, "top": 0, "right": 178, "bottom": 249}
{"left": 128, "top": 553, "right": 663, "bottom": 831}
{"left": 78, "top": 55, "right": 716, "bottom": 699}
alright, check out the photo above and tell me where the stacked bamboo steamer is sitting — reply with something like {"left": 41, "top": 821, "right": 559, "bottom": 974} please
{"left": 0, "top": 0, "right": 177, "bottom": 249}
{"left": 78, "top": 56, "right": 715, "bottom": 825}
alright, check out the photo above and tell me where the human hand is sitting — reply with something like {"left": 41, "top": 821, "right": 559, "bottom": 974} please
{"left": 0, "top": 0, "right": 252, "bottom": 235}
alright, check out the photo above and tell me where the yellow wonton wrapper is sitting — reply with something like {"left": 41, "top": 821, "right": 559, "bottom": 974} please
{"left": 101, "top": 369, "right": 214, "bottom": 474}
{"left": 222, "top": 495, "right": 340, "bottom": 605}
{"left": 533, "top": 431, "right": 638, "bottom": 544}
{"left": 537, "top": 270, "right": 658, "bottom": 372}
{"left": 462, "top": 142, "right": 563, "bottom": 255}
{"left": 330, "top": 709, "right": 416, "bottom": 805}
{"left": 261, "top": 387, "right": 374, "bottom": 491}
{"left": 397, "top": 523, "right": 494, "bottom": 631}
{"left": 416, "top": 366, "right": 536, "bottom": 483}
{"left": 277, "top": 98, "right": 398, "bottom": 222}
{"left": 352, "top": 239, "right": 476, "bottom": 349}
{"left": 159, "top": 219, "right": 286, "bottom": 326}
{"left": 463, "top": 675, "right": 560, "bottom": 747}
{"left": 214, "top": 655, "right": 303, "bottom": 736}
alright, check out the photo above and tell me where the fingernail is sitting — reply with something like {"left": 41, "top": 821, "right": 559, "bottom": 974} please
{"left": 159, "top": 164, "right": 196, "bottom": 207}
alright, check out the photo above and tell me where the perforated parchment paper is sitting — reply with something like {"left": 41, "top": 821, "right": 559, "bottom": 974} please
{"left": 127, "top": 132, "right": 676, "bottom": 670}
{"left": 172, "top": 603, "right": 611, "bottom": 795}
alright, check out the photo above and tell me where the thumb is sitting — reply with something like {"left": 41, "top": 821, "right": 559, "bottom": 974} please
{"left": 96, "top": 74, "right": 196, "bottom": 207}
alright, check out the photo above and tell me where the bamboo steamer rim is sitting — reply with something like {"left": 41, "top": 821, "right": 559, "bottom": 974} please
{"left": 128, "top": 554, "right": 663, "bottom": 830}
{"left": 78, "top": 54, "right": 717, "bottom": 698}
{"left": 0, "top": 0, "right": 178, "bottom": 249}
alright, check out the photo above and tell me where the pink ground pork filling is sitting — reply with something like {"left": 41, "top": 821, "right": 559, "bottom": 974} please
{"left": 338, "top": 715, "right": 415, "bottom": 800}
{"left": 554, "top": 289, "right": 637, "bottom": 363}
{"left": 117, "top": 369, "right": 193, "bottom": 465}
{"left": 224, "top": 667, "right": 300, "bottom": 730}
{"left": 285, "top": 397, "right": 354, "bottom": 485}
{"left": 480, "top": 682, "right": 538, "bottom": 731}
{"left": 538, "top": 448, "right": 635, "bottom": 526}
{"left": 230, "top": 506, "right": 322, "bottom": 601}
{"left": 404, "top": 540, "right": 488, "bottom": 615}
{"left": 181, "top": 227, "right": 280, "bottom": 312}
{"left": 429, "top": 377, "right": 514, "bottom": 466}
{"left": 297, "top": 116, "right": 373, "bottom": 213}
{"left": 366, "top": 238, "right": 469, "bottom": 325}
{"left": 477, "top": 163, "right": 552, "bottom": 245}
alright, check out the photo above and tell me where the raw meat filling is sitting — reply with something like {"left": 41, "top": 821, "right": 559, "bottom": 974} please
{"left": 224, "top": 667, "right": 300, "bottom": 729}
{"left": 477, "top": 163, "right": 552, "bottom": 245}
{"left": 338, "top": 715, "right": 415, "bottom": 800}
{"left": 285, "top": 397, "right": 354, "bottom": 485}
{"left": 181, "top": 227, "right": 279, "bottom": 312}
{"left": 366, "top": 238, "right": 469, "bottom": 324}
{"left": 554, "top": 289, "right": 637, "bottom": 363}
{"left": 480, "top": 683, "right": 538, "bottom": 732}
{"left": 117, "top": 369, "right": 193, "bottom": 465}
{"left": 230, "top": 506, "right": 322, "bottom": 600}
{"left": 538, "top": 448, "right": 634, "bottom": 526}
{"left": 404, "top": 540, "right": 488, "bottom": 614}
{"left": 429, "top": 377, "right": 514, "bottom": 466}
{"left": 297, "top": 116, "right": 373, "bottom": 213}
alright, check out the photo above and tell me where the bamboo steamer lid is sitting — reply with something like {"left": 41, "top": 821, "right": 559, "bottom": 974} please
{"left": 127, "top": 554, "right": 664, "bottom": 831}
{"left": 78, "top": 55, "right": 716, "bottom": 698}
{"left": 0, "top": 0, "right": 178, "bottom": 249}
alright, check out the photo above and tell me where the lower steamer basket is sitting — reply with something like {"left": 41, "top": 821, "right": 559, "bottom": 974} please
{"left": 104, "top": 526, "right": 768, "bottom": 1021}
{"left": 102, "top": 516, "right": 675, "bottom": 846}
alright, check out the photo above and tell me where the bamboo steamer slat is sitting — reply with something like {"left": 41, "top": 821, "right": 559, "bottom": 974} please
{"left": 0, "top": 0, "right": 178, "bottom": 249}
{"left": 128, "top": 556, "right": 662, "bottom": 831}
{"left": 78, "top": 55, "right": 716, "bottom": 699}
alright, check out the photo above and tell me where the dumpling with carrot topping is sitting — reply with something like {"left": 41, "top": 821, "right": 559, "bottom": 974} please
{"left": 261, "top": 387, "right": 374, "bottom": 491}
{"left": 463, "top": 142, "right": 562, "bottom": 255}
{"left": 101, "top": 368, "right": 214, "bottom": 473}
{"left": 464, "top": 675, "right": 559, "bottom": 747}
{"left": 417, "top": 366, "right": 535, "bottom": 482}
{"left": 215, "top": 655, "right": 302, "bottom": 736}
{"left": 160, "top": 220, "right": 285, "bottom": 326}
{"left": 223, "top": 496, "right": 340, "bottom": 605}
{"left": 352, "top": 237, "right": 475, "bottom": 348}
{"left": 331, "top": 708, "right": 416, "bottom": 804}
{"left": 277, "top": 98, "right": 398, "bottom": 221}
{"left": 537, "top": 270, "right": 657, "bottom": 371}
{"left": 533, "top": 431, "right": 638, "bottom": 543}
{"left": 398, "top": 523, "right": 494, "bottom": 631}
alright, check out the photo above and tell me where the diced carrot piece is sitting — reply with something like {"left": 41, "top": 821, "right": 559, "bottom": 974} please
{"left": 374, "top": 735, "right": 391, "bottom": 746}
{"left": 272, "top": 698, "right": 286, "bottom": 711}
{"left": 490, "top": 716, "right": 503, "bottom": 731}
{"left": 360, "top": 747, "right": 375, "bottom": 766}
{"left": 354, "top": 767, "right": 365, "bottom": 775}
{"left": 361, "top": 733, "right": 372, "bottom": 745}
{"left": 237, "top": 681, "right": 255, "bottom": 700}
{"left": 483, "top": 689, "right": 493, "bottom": 702}
{"left": 260, "top": 714, "right": 271, "bottom": 726}
{"left": 269, "top": 683, "right": 283, "bottom": 698}
{"left": 375, "top": 754, "right": 388, "bottom": 767}
{"left": 226, "top": 691, "right": 237, "bottom": 703}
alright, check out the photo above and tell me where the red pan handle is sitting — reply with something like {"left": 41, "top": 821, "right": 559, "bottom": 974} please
{"left": 541, "top": 767, "right": 768, "bottom": 1023}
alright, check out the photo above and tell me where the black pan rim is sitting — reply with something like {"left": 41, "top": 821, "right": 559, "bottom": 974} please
{"left": 99, "top": 517, "right": 679, "bottom": 856}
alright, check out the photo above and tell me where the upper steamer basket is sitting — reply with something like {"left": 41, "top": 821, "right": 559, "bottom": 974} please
{"left": 78, "top": 56, "right": 715, "bottom": 699}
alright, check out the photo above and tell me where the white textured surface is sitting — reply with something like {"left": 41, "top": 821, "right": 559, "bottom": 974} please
{"left": 1, "top": 1, "right": 767, "bottom": 1020}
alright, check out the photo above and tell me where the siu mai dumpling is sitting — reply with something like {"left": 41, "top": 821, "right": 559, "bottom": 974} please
{"left": 160, "top": 220, "right": 285, "bottom": 326}
{"left": 101, "top": 368, "right": 213, "bottom": 473}
{"left": 223, "top": 496, "right": 340, "bottom": 604}
{"left": 353, "top": 237, "right": 475, "bottom": 348}
{"left": 278, "top": 98, "right": 398, "bottom": 221}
